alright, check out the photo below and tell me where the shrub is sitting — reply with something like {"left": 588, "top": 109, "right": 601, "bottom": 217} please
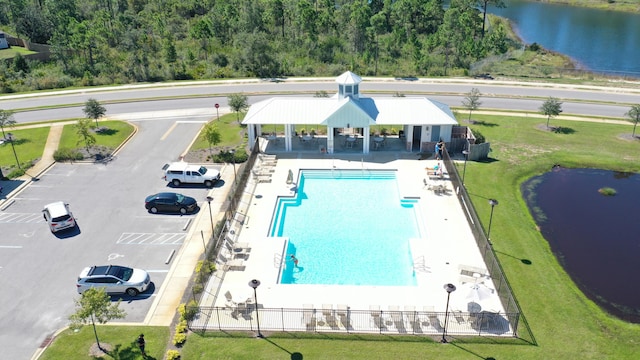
{"left": 7, "top": 168, "right": 25, "bottom": 178}
{"left": 166, "top": 349, "right": 181, "bottom": 360}
{"left": 53, "top": 148, "right": 84, "bottom": 162}
{"left": 179, "top": 300, "right": 199, "bottom": 321}
{"left": 173, "top": 331, "right": 187, "bottom": 346}
{"left": 472, "top": 128, "right": 486, "bottom": 144}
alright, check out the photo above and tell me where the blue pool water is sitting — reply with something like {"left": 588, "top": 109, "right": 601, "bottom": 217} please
{"left": 271, "top": 170, "right": 421, "bottom": 286}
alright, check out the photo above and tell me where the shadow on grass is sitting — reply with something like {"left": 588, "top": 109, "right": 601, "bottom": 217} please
{"left": 469, "top": 120, "right": 499, "bottom": 127}
{"left": 552, "top": 126, "right": 575, "bottom": 134}
{"left": 493, "top": 250, "right": 533, "bottom": 265}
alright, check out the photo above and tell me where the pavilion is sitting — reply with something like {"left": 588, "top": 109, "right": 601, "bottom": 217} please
{"left": 243, "top": 71, "right": 458, "bottom": 154}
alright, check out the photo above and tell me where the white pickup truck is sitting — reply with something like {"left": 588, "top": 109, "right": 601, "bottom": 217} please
{"left": 162, "top": 162, "right": 221, "bottom": 188}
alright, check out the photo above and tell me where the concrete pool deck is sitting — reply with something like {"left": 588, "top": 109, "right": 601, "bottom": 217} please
{"left": 201, "top": 152, "right": 506, "bottom": 319}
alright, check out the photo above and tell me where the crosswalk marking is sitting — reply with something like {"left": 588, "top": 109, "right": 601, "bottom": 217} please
{"left": 117, "top": 232, "right": 186, "bottom": 245}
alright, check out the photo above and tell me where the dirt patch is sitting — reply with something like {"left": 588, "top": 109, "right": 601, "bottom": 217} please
{"left": 88, "top": 342, "right": 114, "bottom": 357}
{"left": 617, "top": 133, "right": 640, "bottom": 141}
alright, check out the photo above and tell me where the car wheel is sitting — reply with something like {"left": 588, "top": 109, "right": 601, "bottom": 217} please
{"left": 150, "top": 207, "right": 158, "bottom": 214}
{"left": 204, "top": 180, "right": 213, "bottom": 188}
{"left": 126, "top": 288, "right": 139, "bottom": 296}
{"left": 172, "top": 179, "right": 181, "bottom": 187}
{"left": 180, "top": 207, "right": 188, "bottom": 215}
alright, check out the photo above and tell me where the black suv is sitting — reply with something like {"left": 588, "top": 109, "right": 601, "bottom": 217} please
{"left": 144, "top": 192, "right": 198, "bottom": 214}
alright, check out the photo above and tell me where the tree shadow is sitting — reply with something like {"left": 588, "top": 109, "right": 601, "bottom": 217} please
{"left": 552, "top": 126, "right": 575, "bottom": 134}
{"left": 468, "top": 120, "right": 499, "bottom": 127}
{"left": 96, "top": 128, "right": 119, "bottom": 136}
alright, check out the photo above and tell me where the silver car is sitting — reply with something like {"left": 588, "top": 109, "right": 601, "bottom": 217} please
{"left": 42, "top": 201, "right": 76, "bottom": 232}
{"left": 76, "top": 265, "right": 151, "bottom": 296}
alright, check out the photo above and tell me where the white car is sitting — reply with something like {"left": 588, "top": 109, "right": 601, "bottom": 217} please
{"left": 42, "top": 201, "right": 76, "bottom": 232}
{"left": 77, "top": 265, "right": 151, "bottom": 297}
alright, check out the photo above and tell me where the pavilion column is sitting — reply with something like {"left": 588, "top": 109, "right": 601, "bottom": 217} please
{"left": 363, "top": 127, "right": 370, "bottom": 154}
{"left": 327, "top": 127, "right": 334, "bottom": 154}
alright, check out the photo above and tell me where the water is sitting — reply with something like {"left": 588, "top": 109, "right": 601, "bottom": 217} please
{"left": 271, "top": 170, "right": 421, "bottom": 286}
{"left": 488, "top": 0, "right": 640, "bottom": 77}
{"left": 522, "top": 167, "right": 640, "bottom": 322}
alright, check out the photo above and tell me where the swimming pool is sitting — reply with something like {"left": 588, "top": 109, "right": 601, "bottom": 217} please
{"left": 271, "top": 169, "right": 422, "bottom": 286}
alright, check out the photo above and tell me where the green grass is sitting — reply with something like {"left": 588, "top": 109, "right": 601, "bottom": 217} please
{"left": 0, "top": 127, "right": 49, "bottom": 172}
{"left": 58, "top": 120, "right": 135, "bottom": 151}
{"left": 191, "top": 114, "right": 243, "bottom": 150}
{"left": 38, "top": 326, "right": 169, "bottom": 360}
{"left": 34, "top": 113, "right": 640, "bottom": 359}
{"left": 0, "top": 46, "right": 37, "bottom": 59}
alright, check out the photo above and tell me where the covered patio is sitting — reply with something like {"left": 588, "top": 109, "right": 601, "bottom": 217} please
{"left": 243, "top": 71, "right": 459, "bottom": 155}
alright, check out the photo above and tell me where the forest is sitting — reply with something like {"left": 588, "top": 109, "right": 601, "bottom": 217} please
{"left": 0, "top": 0, "right": 515, "bottom": 92}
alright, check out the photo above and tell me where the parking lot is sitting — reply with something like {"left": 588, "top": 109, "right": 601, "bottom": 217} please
{"left": 0, "top": 116, "right": 225, "bottom": 359}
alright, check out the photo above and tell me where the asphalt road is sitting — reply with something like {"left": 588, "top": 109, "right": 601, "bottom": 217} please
{"left": 0, "top": 77, "right": 638, "bottom": 359}
{"left": 0, "top": 115, "right": 227, "bottom": 360}
{"left": 2, "top": 79, "right": 639, "bottom": 124}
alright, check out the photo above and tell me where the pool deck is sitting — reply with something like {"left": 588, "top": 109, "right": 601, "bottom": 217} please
{"left": 202, "top": 152, "right": 504, "bottom": 322}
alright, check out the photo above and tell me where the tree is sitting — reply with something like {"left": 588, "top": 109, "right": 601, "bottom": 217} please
{"left": 202, "top": 121, "right": 222, "bottom": 160}
{"left": 228, "top": 93, "right": 249, "bottom": 123}
{"left": 624, "top": 104, "right": 640, "bottom": 138}
{"left": 83, "top": 98, "right": 107, "bottom": 128}
{"left": 75, "top": 118, "right": 96, "bottom": 153}
{"left": 478, "top": 0, "right": 505, "bottom": 38}
{"left": 69, "top": 288, "right": 126, "bottom": 352}
{"left": 0, "top": 109, "right": 17, "bottom": 139}
{"left": 539, "top": 97, "right": 563, "bottom": 129}
{"left": 462, "top": 88, "right": 482, "bottom": 121}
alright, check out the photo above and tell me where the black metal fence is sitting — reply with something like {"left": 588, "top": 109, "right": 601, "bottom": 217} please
{"left": 189, "top": 306, "right": 517, "bottom": 337}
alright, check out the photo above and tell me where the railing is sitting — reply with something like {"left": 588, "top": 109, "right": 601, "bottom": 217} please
{"left": 189, "top": 306, "right": 518, "bottom": 337}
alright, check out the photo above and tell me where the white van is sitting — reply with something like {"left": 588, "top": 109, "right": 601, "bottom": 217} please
{"left": 162, "top": 162, "right": 221, "bottom": 188}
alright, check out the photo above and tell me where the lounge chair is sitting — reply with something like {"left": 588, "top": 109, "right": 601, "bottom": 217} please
{"left": 303, "top": 304, "right": 316, "bottom": 330}
{"left": 222, "top": 258, "right": 245, "bottom": 271}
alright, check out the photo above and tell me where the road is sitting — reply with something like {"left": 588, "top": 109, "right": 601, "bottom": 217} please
{"left": 0, "top": 77, "right": 637, "bottom": 359}
{"left": 2, "top": 78, "right": 639, "bottom": 123}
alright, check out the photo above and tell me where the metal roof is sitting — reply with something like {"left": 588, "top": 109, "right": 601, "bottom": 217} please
{"left": 242, "top": 96, "right": 458, "bottom": 127}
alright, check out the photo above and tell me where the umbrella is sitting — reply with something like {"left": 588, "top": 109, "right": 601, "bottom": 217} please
{"left": 464, "top": 282, "right": 494, "bottom": 304}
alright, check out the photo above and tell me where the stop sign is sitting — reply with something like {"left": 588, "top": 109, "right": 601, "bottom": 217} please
{"left": 215, "top": 103, "right": 219, "bottom": 108}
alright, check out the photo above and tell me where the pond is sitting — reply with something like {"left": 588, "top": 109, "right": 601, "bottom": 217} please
{"left": 521, "top": 167, "right": 640, "bottom": 323}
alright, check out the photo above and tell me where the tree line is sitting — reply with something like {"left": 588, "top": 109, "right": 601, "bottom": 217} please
{"left": 0, "top": 0, "right": 512, "bottom": 93}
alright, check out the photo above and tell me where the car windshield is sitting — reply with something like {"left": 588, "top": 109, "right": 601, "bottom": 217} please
{"left": 199, "top": 166, "right": 207, "bottom": 175}
{"left": 108, "top": 266, "right": 133, "bottom": 281}
{"left": 175, "top": 193, "right": 185, "bottom": 203}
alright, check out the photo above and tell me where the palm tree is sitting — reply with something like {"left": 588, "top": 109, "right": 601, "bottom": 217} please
{"left": 624, "top": 104, "right": 640, "bottom": 138}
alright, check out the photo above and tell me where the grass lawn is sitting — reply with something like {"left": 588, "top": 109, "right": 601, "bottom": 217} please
{"left": 191, "top": 114, "right": 244, "bottom": 150}
{"left": 59, "top": 120, "right": 135, "bottom": 151}
{"left": 37, "top": 113, "right": 640, "bottom": 359}
{"left": 38, "top": 326, "right": 169, "bottom": 360}
{"left": 0, "top": 126, "right": 49, "bottom": 173}
{"left": 0, "top": 46, "right": 37, "bottom": 59}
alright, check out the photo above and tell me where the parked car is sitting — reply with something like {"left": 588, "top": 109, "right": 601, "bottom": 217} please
{"left": 77, "top": 265, "right": 151, "bottom": 296}
{"left": 42, "top": 201, "right": 76, "bottom": 232}
{"left": 162, "top": 161, "right": 221, "bottom": 187}
{"left": 145, "top": 192, "right": 198, "bottom": 214}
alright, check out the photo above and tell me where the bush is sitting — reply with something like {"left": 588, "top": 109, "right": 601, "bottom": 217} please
{"left": 166, "top": 349, "right": 181, "bottom": 360}
{"left": 6, "top": 168, "right": 25, "bottom": 179}
{"left": 179, "top": 300, "right": 199, "bottom": 321}
{"left": 173, "top": 331, "right": 187, "bottom": 346}
{"left": 472, "top": 128, "right": 486, "bottom": 144}
{"left": 53, "top": 148, "right": 84, "bottom": 162}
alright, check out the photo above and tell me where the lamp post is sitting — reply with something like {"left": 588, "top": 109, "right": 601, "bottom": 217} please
{"left": 215, "top": 103, "right": 220, "bottom": 121}
{"left": 6, "top": 133, "right": 21, "bottom": 170}
{"left": 229, "top": 149, "right": 237, "bottom": 185}
{"left": 461, "top": 150, "right": 469, "bottom": 184}
{"left": 487, "top": 199, "right": 499, "bottom": 240}
{"left": 205, "top": 196, "right": 214, "bottom": 238}
{"left": 441, "top": 283, "right": 457, "bottom": 343}
{"left": 248, "top": 279, "right": 263, "bottom": 338}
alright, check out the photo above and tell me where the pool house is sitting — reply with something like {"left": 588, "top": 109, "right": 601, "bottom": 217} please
{"left": 243, "top": 71, "right": 459, "bottom": 154}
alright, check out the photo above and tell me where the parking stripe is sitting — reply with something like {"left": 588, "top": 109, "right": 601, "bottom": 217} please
{"left": 0, "top": 213, "right": 45, "bottom": 223}
{"left": 117, "top": 232, "right": 186, "bottom": 245}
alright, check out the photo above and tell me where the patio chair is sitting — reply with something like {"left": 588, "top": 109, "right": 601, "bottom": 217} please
{"left": 303, "top": 304, "right": 316, "bottom": 330}
{"left": 222, "top": 258, "right": 245, "bottom": 271}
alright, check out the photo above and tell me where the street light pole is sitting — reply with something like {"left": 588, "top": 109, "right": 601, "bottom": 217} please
{"left": 205, "top": 196, "right": 214, "bottom": 239}
{"left": 461, "top": 150, "right": 469, "bottom": 184}
{"left": 487, "top": 199, "right": 499, "bottom": 241}
{"left": 441, "top": 283, "right": 457, "bottom": 343}
{"left": 7, "top": 133, "right": 21, "bottom": 170}
{"left": 248, "top": 279, "right": 263, "bottom": 338}
{"left": 215, "top": 103, "right": 220, "bottom": 121}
